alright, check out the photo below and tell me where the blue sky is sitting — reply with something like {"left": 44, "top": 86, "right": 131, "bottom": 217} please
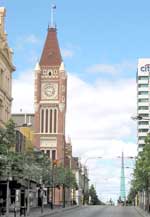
{"left": 4, "top": 0, "right": 150, "bottom": 80}
{"left": 2, "top": 0, "right": 147, "bottom": 202}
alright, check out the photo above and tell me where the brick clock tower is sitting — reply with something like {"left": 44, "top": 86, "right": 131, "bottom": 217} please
{"left": 34, "top": 27, "right": 67, "bottom": 163}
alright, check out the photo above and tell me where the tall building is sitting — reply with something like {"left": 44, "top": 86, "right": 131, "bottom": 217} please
{"left": 0, "top": 7, "right": 15, "bottom": 127}
{"left": 34, "top": 26, "right": 67, "bottom": 163}
{"left": 137, "top": 58, "right": 150, "bottom": 151}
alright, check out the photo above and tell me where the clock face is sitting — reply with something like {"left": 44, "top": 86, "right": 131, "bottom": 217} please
{"left": 42, "top": 83, "right": 58, "bottom": 99}
{"left": 44, "top": 85, "right": 55, "bottom": 97}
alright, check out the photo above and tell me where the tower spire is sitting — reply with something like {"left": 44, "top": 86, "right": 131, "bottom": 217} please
{"left": 120, "top": 152, "right": 126, "bottom": 203}
{"left": 51, "top": 4, "right": 56, "bottom": 28}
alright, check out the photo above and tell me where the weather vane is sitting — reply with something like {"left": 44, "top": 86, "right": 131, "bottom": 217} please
{"left": 51, "top": 4, "right": 56, "bottom": 28}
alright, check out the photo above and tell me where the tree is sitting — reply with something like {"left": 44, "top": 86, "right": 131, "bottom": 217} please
{"left": 129, "top": 134, "right": 150, "bottom": 210}
{"left": 0, "top": 119, "right": 17, "bottom": 177}
{"left": 89, "top": 184, "right": 101, "bottom": 205}
{"left": 0, "top": 119, "right": 16, "bottom": 151}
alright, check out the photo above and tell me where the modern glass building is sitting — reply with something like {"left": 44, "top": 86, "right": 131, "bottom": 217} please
{"left": 137, "top": 59, "right": 150, "bottom": 151}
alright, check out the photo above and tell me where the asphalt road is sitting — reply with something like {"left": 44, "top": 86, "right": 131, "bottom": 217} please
{"left": 50, "top": 206, "right": 146, "bottom": 217}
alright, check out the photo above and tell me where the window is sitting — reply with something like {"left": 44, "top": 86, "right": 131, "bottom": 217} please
{"left": 41, "top": 108, "right": 58, "bottom": 134}
{"left": 41, "top": 150, "right": 45, "bottom": 154}
{"left": 54, "top": 109, "right": 57, "bottom": 133}
{"left": 138, "top": 84, "right": 149, "bottom": 88}
{"left": 138, "top": 76, "right": 148, "bottom": 80}
{"left": 138, "top": 129, "right": 149, "bottom": 132}
{"left": 41, "top": 109, "right": 44, "bottom": 133}
{"left": 50, "top": 109, "right": 52, "bottom": 133}
{"left": 138, "top": 136, "right": 145, "bottom": 140}
{"left": 138, "top": 121, "right": 149, "bottom": 125}
{"left": 139, "top": 144, "right": 145, "bottom": 148}
{"left": 52, "top": 150, "right": 56, "bottom": 161}
{"left": 45, "top": 109, "right": 48, "bottom": 133}
{"left": 138, "top": 91, "right": 149, "bottom": 95}
{"left": 62, "top": 85, "right": 65, "bottom": 92}
{"left": 138, "top": 106, "right": 149, "bottom": 110}
{"left": 138, "top": 99, "right": 149, "bottom": 102}
{"left": 46, "top": 150, "right": 50, "bottom": 158}
{"left": 48, "top": 70, "right": 52, "bottom": 76}
{"left": 138, "top": 113, "right": 149, "bottom": 117}
{"left": 53, "top": 70, "right": 58, "bottom": 76}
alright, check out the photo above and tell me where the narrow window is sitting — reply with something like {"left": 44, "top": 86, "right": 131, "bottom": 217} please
{"left": 41, "top": 150, "right": 45, "bottom": 154}
{"left": 41, "top": 109, "right": 44, "bottom": 133}
{"left": 50, "top": 109, "right": 53, "bottom": 133}
{"left": 52, "top": 150, "right": 56, "bottom": 161}
{"left": 45, "top": 109, "right": 48, "bottom": 133}
{"left": 46, "top": 150, "right": 50, "bottom": 158}
{"left": 54, "top": 109, "right": 57, "bottom": 133}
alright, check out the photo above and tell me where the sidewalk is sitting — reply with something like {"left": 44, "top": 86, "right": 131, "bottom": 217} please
{"left": 3, "top": 205, "right": 80, "bottom": 217}
{"left": 135, "top": 206, "right": 150, "bottom": 217}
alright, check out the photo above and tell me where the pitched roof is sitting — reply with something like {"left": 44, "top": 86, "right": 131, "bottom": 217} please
{"left": 40, "top": 27, "right": 62, "bottom": 67}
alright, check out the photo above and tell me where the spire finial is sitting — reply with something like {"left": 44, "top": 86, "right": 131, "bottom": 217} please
{"left": 51, "top": 4, "right": 56, "bottom": 28}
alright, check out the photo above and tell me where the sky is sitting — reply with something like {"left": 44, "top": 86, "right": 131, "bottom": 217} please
{"left": 2, "top": 0, "right": 150, "bottom": 202}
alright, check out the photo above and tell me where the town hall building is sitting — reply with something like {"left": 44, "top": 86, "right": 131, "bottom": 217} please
{"left": 34, "top": 26, "right": 67, "bottom": 164}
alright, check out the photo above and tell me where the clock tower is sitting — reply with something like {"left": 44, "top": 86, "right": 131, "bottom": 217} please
{"left": 34, "top": 27, "right": 67, "bottom": 163}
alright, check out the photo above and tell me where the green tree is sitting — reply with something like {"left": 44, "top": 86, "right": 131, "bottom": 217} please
{"left": 0, "top": 119, "right": 16, "bottom": 150}
{"left": 129, "top": 134, "right": 150, "bottom": 210}
{"left": 89, "top": 184, "right": 101, "bottom": 205}
{"left": 0, "top": 119, "right": 17, "bottom": 177}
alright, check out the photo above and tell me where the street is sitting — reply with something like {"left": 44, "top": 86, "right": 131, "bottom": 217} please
{"left": 49, "top": 206, "right": 146, "bottom": 217}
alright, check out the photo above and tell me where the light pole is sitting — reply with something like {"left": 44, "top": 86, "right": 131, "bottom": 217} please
{"left": 82, "top": 157, "right": 102, "bottom": 205}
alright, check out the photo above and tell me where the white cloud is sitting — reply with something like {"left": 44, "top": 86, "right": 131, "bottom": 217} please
{"left": 61, "top": 48, "right": 74, "bottom": 58}
{"left": 12, "top": 69, "right": 34, "bottom": 113}
{"left": 15, "top": 34, "right": 40, "bottom": 50}
{"left": 25, "top": 34, "right": 40, "bottom": 44}
{"left": 12, "top": 70, "right": 137, "bottom": 203}
{"left": 66, "top": 74, "right": 136, "bottom": 153}
{"left": 65, "top": 73, "right": 137, "bottom": 202}
{"left": 86, "top": 61, "right": 136, "bottom": 74}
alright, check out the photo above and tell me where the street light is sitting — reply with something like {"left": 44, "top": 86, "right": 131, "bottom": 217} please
{"left": 82, "top": 157, "right": 102, "bottom": 205}
{"left": 84, "top": 157, "right": 102, "bottom": 165}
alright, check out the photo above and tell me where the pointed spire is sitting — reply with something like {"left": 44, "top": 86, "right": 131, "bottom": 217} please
{"left": 40, "top": 27, "right": 62, "bottom": 67}
{"left": 120, "top": 152, "right": 126, "bottom": 202}
{"left": 59, "top": 62, "right": 65, "bottom": 71}
{"left": 34, "top": 62, "right": 41, "bottom": 71}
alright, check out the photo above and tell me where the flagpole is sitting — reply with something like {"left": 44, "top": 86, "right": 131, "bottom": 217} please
{"left": 51, "top": 5, "right": 54, "bottom": 27}
{"left": 51, "top": 5, "right": 56, "bottom": 28}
